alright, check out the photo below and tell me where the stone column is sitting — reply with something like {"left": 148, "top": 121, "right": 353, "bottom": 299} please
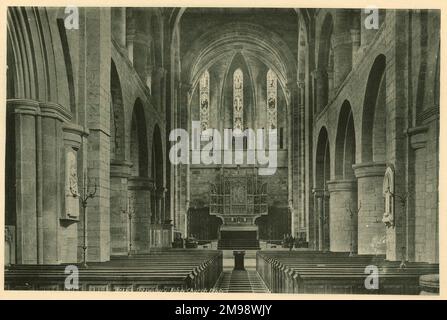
{"left": 110, "top": 160, "right": 132, "bottom": 255}
{"left": 408, "top": 125, "right": 431, "bottom": 262}
{"left": 7, "top": 100, "right": 40, "bottom": 264}
{"left": 7, "top": 100, "right": 72, "bottom": 264}
{"left": 297, "top": 80, "right": 306, "bottom": 233}
{"left": 128, "top": 177, "right": 152, "bottom": 253}
{"left": 85, "top": 7, "right": 112, "bottom": 262}
{"left": 327, "top": 179, "right": 357, "bottom": 253}
{"left": 60, "top": 122, "right": 88, "bottom": 263}
{"left": 312, "top": 188, "right": 325, "bottom": 251}
{"left": 353, "top": 162, "right": 386, "bottom": 255}
{"left": 40, "top": 103, "right": 72, "bottom": 264}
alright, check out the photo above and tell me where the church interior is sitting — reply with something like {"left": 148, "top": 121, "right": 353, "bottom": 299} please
{"left": 4, "top": 7, "right": 440, "bottom": 294}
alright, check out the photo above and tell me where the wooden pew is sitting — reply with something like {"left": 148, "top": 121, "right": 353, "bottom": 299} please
{"left": 257, "top": 251, "right": 439, "bottom": 295}
{"left": 5, "top": 250, "right": 222, "bottom": 292}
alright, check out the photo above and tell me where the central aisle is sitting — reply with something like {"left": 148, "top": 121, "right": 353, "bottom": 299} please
{"left": 213, "top": 270, "right": 270, "bottom": 293}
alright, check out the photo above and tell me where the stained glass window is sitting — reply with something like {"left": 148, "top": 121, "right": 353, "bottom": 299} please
{"left": 199, "top": 70, "right": 210, "bottom": 132}
{"left": 233, "top": 68, "right": 243, "bottom": 131}
{"left": 267, "top": 69, "right": 277, "bottom": 130}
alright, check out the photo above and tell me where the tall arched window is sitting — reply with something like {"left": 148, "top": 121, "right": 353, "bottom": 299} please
{"left": 267, "top": 69, "right": 278, "bottom": 130}
{"left": 199, "top": 70, "right": 210, "bottom": 132}
{"left": 233, "top": 68, "right": 243, "bottom": 131}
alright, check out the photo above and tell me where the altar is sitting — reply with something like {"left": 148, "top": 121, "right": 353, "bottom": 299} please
{"left": 209, "top": 169, "right": 268, "bottom": 249}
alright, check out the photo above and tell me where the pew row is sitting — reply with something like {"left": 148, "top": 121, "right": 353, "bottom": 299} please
{"left": 257, "top": 251, "right": 439, "bottom": 295}
{"left": 5, "top": 250, "right": 222, "bottom": 292}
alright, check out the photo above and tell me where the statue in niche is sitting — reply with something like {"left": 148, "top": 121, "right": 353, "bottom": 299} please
{"left": 65, "top": 150, "right": 80, "bottom": 219}
{"left": 382, "top": 166, "right": 395, "bottom": 228}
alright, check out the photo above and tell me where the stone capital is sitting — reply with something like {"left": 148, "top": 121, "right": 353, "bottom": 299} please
{"left": 352, "top": 162, "right": 386, "bottom": 178}
{"left": 407, "top": 125, "right": 429, "bottom": 150}
{"left": 63, "top": 123, "right": 89, "bottom": 150}
{"left": 7, "top": 99, "right": 72, "bottom": 123}
{"left": 312, "top": 188, "right": 329, "bottom": 198}
{"left": 326, "top": 179, "right": 357, "bottom": 192}
{"left": 127, "top": 176, "right": 154, "bottom": 190}
{"left": 110, "top": 160, "right": 133, "bottom": 178}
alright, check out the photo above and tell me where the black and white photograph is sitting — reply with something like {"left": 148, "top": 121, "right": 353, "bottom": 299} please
{"left": 1, "top": 2, "right": 442, "bottom": 298}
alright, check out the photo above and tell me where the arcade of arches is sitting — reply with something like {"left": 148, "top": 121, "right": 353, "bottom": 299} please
{"left": 5, "top": 7, "right": 439, "bottom": 267}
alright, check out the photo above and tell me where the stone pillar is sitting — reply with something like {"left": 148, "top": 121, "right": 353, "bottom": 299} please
{"left": 353, "top": 162, "right": 386, "bottom": 255}
{"left": 287, "top": 81, "right": 299, "bottom": 237}
{"left": 176, "top": 82, "right": 192, "bottom": 237}
{"left": 297, "top": 80, "right": 306, "bottom": 233}
{"left": 327, "top": 179, "right": 357, "bottom": 252}
{"left": 85, "top": 7, "right": 111, "bottom": 262}
{"left": 128, "top": 177, "right": 152, "bottom": 253}
{"left": 60, "top": 123, "right": 88, "bottom": 263}
{"left": 408, "top": 126, "right": 434, "bottom": 262}
{"left": 312, "top": 188, "right": 326, "bottom": 251}
{"left": 7, "top": 100, "right": 40, "bottom": 264}
{"left": 110, "top": 160, "right": 132, "bottom": 255}
{"left": 7, "top": 100, "right": 72, "bottom": 264}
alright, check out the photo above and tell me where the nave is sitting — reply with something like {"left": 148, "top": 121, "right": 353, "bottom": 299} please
{"left": 4, "top": 7, "right": 440, "bottom": 296}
